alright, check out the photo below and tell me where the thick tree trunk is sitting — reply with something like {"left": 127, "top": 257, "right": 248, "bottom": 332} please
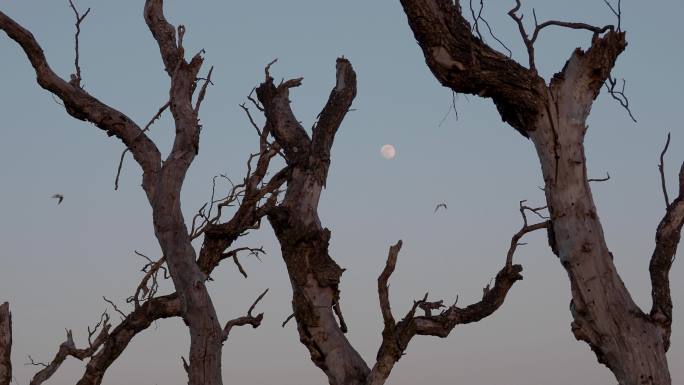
{"left": 153, "top": 208, "right": 224, "bottom": 385}
{"left": 260, "top": 57, "right": 530, "bottom": 385}
{"left": 398, "top": 1, "right": 678, "bottom": 383}
{"left": 530, "top": 115, "right": 670, "bottom": 385}
{"left": 0, "top": 303, "right": 10, "bottom": 385}
{"left": 526, "top": 44, "right": 671, "bottom": 383}
{"left": 268, "top": 169, "right": 370, "bottom": 385}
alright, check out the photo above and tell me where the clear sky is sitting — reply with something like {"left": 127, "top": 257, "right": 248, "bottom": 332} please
{"left": 1, "top": 1, "right": 682, "bottom": 384}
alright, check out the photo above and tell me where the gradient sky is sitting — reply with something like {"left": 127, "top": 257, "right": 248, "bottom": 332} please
{"left": 1, "top": 1, "right": 683, "bottom": 384}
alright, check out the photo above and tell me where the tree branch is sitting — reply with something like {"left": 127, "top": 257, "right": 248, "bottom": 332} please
{"left": 659, "top": 133, "right": 671, "bottom": 207}
{"left": 0, "top": 10, "right": 162, "bottom": 194}
{"left": 398, "top": 0, "right": 545, "bottom": 137}
{"left": 221, "top": 289, "right": 268, "bottom": 341}
{"left": 604, "top": 76, "right": 636, "bottom": 122}
{"left": 29, "top": 315, "right": 111, "bottom": 385}
{"left": 310, "top": 57, "right": 357, "bottom": 183}
{"left": 649, "top": 137, "right": 684, "bottom": 351}
{"left": 143, "top": 0, "right": 180, "bottom": 76}
{"left": 367, "top": 214, "right": 548, "bottom": 385}
{"left": 508, "top": 0, "right": 613, "bottom": 73}
{"left": 67, "top": 0, "right": 90, "bottom": 87}
{"left": 255, "top": 61, "right": 311, "bottom": 162}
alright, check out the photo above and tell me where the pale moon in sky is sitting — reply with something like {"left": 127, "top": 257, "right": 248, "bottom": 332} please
{"left": 380, "top": 144, "right": 396, "bottom": 159}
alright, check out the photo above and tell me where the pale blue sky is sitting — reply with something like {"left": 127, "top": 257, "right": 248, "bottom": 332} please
{"left": 1, "top": 1, "right": 682, "bottom": 384}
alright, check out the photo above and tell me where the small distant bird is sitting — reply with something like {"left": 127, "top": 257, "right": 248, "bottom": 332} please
{"left": 51, "top": 194, "right": 64, "bottom": 205}
{"left": 434, "top": 203, "right": 447, "bottom": 213}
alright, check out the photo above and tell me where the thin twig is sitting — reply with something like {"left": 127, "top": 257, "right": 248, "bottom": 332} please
{"left": 588, "top": 172, "right": 611, "bottom": 182}
{"left": 67, "top": 0, "right": 90, "bottom": 87}
{"left": 508, "top": 0, "right": 613, "bottom": 72}
{"left": 604, "top": 76, "right": 637, "bottom": 122}
{"left": 659, "top": 132, "right": 672, "bottom": 207}
{"left": 468, "top": 0, "right": 512, "bottom": 57}
{"left": 115, "top": 101, "right": 170, "bottom": 190}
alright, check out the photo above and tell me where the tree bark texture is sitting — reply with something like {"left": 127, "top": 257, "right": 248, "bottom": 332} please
{"left": 399, "top": 1, "right": 683, "bottom": 384}
{"left": 0, "top": 303, "right": 10, "bottom": 385}
{"left": 256, "top": 58, "right": 534, "bottom": 385}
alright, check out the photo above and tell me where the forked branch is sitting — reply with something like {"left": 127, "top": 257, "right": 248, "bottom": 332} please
{"left": 604, "top": 76, "right": 637, "bottom": 122}
{"left": 368, "top": 210, "right": 548, "bottom": 385}
{"left": 222, "top": 289, "right": 268, "bottom": 341}
{"left": 28, "top": 314, "right": 110, "bottom": 385}
{"left": 508, "top": 0, "right": 613, "bottom": 72}
{"left": 67, "top": 0, "right": 90, "bottom": 87}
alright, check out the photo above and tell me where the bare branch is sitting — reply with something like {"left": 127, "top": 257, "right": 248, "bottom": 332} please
{"left": 437, "top": 91, "right": 458, "bottom": 127}
{"left": 222, "top": 289, "right": 268, "bottom": 341}
{"left": 602, "top": 0, "right": 622, "bottom": 31}
{"left": 72, "top": 294, "right": 180, "bottom": 385}
{"left": 604, "top": 76, "right": 637, "bottom": 122}
{"left": 102, "top": 297, "right": 127, "bottom": 320}
{"left": 659, "top": 133, "right": 671, "bottom": 207}
{"left": 468, "top": 0, "right": 512, "bottom": 57}
{"left": 378, "top": 241, "right": 402, "bottom": 331}
{"left": 281, "top": 313, "right": 295, "bottom": 328}
{"left": 367, "top": 209, "right": 548, "bottom": 385}
{"left": 0, "top": 11, "right": 162, "bottom": 189}
{"left": 508, "top": 0, "right": 613, "bottom": 73}
{"left": 218, "top": 247, "right": 265, "bottom": 279}
{"left": 28, "top": 316, "right": 110, "bottom": 385}
{"left": 67, "top": 0, "right": 90, "bottom": 87}
{"left": 128, "top": 255, "right": 167, "bottom": 308}
{"left": 115, "top": 101, "right": 170, "bottom": 190}
{"left": 143, "top": 0, "right": 180, "bottom": 76}
{"left": 255, "top": 61, "right": 311, "bottom": 161}
{"left": 588, "top": 172, "right": 611, "bottom": 183}
{"left": 399, "top": 0, "right": 544, "bottom": 137}
{"left": 194, "top": 66, "right": 214, "bottom": 114}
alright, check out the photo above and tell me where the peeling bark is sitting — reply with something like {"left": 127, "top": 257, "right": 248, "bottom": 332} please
{"left": 400, "top": 1, "right": 679, "bottom": 383}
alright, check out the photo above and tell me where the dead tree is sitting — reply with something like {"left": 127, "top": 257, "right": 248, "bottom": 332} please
{"left": 399, "top": 1, "right": 683, "bottom": 384}
{"left": 252, "top": 58, "right": 548, "bottom": 385}
{"left": 0, "top": 2, "right": 285, "bottom": 384}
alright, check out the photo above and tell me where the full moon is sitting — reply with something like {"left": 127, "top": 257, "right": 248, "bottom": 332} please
{"left": 380, "top": 144, "right": 396, "bottom": 159}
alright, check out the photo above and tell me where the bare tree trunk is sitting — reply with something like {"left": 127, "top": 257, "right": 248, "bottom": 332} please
{"left": 0, "top": 303, "right": 10, "bottom": 385}
{"left": 398, "top": 1, "right": 682, "bottom": 383}
{"left": 530, "top": 109, "right": 671, "bottom": 384}
{"left": 255, "top": 58, "right": 542, "bottom": 385}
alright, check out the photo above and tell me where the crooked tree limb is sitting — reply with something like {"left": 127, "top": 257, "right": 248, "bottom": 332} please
{"left": 222, "top": 289, "right": 268, "bottom": 341}
{"left": 367, "top": 214, "right": 548, "bottom": 385}
{"left": 0, "top": 10, "right": 162, "bottom": 197}
{"left": 29, "top": 315, "right": 110, "bottom": 385}
{"left": 259, "top": 59, "right": 370, "bottom": 385}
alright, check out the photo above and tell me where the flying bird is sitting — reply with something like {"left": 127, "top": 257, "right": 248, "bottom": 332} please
{"left": 51, "top": 194, "right": 64, "bottom": 205}
{"left": 434, "top": 203, "right": 447, "bottom": 213}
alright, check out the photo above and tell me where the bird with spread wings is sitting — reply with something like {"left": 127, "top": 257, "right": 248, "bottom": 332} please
{"left": 434, "top": 203, "right": 447, "bottom": 213}
{"left": 51, "top": 194, "right": 64, "bottom": 205}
